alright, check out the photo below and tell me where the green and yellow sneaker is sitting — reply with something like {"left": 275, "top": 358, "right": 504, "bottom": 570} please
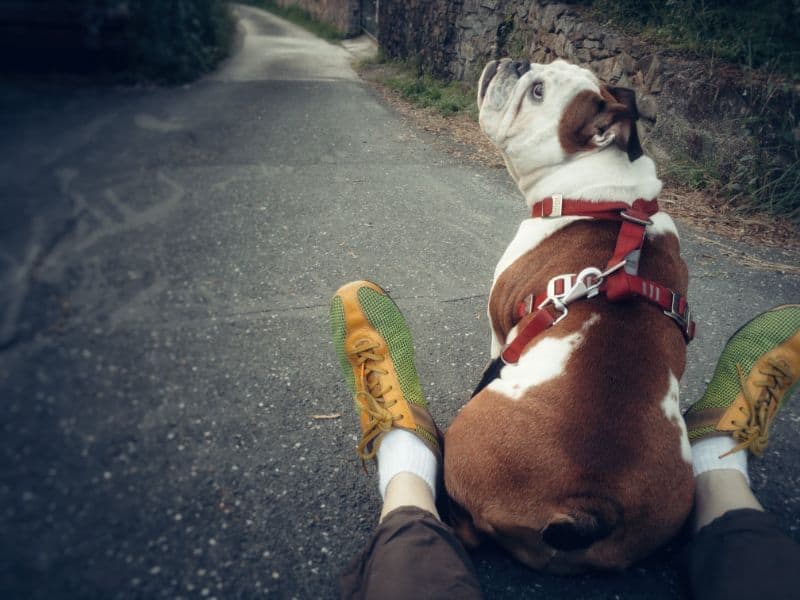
{"left": 684, "top": 304, "right": 800, "bottom": 457}
{"left": 330, "top": 280, "right": 441, "bottom": 463}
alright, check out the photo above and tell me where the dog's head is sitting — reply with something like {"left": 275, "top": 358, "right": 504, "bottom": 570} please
{"left": 477, "top": 58, "right": 643, "bottom": 181}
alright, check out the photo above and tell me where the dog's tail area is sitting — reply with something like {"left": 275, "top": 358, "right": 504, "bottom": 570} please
{"left": 542, "top": 497, "right": 622, "bottom": 552}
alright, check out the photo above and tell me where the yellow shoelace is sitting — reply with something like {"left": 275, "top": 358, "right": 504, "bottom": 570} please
{"left": 349, "top": 339, "right": 400, "bottom": 461}
{"left": 722, "top": 358, "right": 793, "bottom": 457}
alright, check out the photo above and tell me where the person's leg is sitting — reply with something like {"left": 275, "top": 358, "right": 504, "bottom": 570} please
{"left": 683, "top": 304, "right": 800, "bottom": 599}
{"left": 686, "top": 479, "right": 800, "bottom": 600}
{"left": 692, "top": 469, "right": 761, "bottom": 532}
{"left": 331, "top": 281, "right": 482, "bottom": 600}
{"left": 381, "top": 470, "right": 439, "bottom": 522}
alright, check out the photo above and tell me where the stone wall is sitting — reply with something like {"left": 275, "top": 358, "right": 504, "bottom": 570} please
{"left": 275, "top": 0, "right": 360, "bottom": 37}
{"left": 377, "top": 0, "right": 463, "bottom": 80}
{"left": 378, "top": 0, "right": 798, "bottom": 197}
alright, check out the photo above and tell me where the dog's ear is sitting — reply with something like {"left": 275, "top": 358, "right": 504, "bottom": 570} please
{"left": 559, "top": 89, "right": 643, "bottom": 161}
{"left": 596, "top": 86, "right": 643, "bottom": 162}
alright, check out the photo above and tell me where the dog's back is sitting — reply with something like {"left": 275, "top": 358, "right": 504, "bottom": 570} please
{"left": 444, "top": 219, "right": 694, "bottom": 573}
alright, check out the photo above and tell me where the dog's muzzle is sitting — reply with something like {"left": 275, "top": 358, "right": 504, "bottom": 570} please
{"left": 479, "top": 59, "right": 530, "bottom": 105}
{"left": 511, "top": 60, "right": 530, "bottom": 77}
{"left": 478, "top": 60, "right": 500, "bottom": 105}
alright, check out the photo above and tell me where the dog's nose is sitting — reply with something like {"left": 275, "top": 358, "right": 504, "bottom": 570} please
{"left": 512, "top": 60, "right": 530, "bottom": 77}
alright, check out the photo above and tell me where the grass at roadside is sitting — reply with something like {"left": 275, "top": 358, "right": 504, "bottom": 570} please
{"left": 358, "top": 54, "right": 478, "bottom": 120}
{"left": 241, "top": 1, "right": 344, "bottom": 41}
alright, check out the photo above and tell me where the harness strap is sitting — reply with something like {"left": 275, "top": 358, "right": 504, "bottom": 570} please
{"left": 605, "top": 199, "right": 659, "bottom": 298}
{"left": 504, "top": 279, "right": 694, "bottom": 364}
{"left": 532, "top": 195, "right": 659, "bottom": 221}
{"left": 501, "top": 307, "right": 557, "bottom": 365}
{"left": 533, "top": 197, "right": 654, "bottom": 261}
{"left": 500, "top": 197, "right": 695, "bottom": 364}
{"left": 600, "top": 274, "right": 695, "bottom": 340}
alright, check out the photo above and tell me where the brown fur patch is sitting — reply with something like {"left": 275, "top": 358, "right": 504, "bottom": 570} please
{"left": 558, "top": 88, "right": 642, "bottom": 161}
{"left": 558, "top": 89, "right": 605, "bottom": 155}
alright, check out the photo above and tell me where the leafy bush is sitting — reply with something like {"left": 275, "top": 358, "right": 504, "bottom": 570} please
{"left": 87, "top": 0, "right": 234, "bottom": 82}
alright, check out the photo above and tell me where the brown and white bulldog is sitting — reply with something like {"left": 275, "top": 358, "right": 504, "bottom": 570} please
{"left": 443, "top": 58, "right": 695, "bottom": 573}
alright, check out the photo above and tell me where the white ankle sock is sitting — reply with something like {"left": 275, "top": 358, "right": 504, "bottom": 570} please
{"left": 377, "top": 429, "right": 438, "bottom": 500}
{"left": 691, "top": 436, "right": 750, "bottom": 485}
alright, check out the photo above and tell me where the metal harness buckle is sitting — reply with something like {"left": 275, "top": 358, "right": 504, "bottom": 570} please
{"left": 540, "top": 274, "right": 575, "bottom": 308}
{"left": 537, "top": 267, "right": 604, "bottom": 325}
{"left": 536, "top": 274, "right": 574, "bottom": 325}
{"left": 620, "top": 210, "right": 653, "bottom": 226}
{"left": 664, "top": 292, "right": 693, "bottom": 341}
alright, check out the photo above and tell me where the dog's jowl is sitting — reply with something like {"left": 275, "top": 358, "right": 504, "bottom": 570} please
{"left": 444, "top": 58, "right": 695, "bottom": 573}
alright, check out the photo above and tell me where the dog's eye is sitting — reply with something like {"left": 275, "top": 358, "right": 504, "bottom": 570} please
{"left": 531, "top": 81, "right": 544, "bottom": 100}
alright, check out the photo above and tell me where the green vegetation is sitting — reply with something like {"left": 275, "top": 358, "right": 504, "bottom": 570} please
{"left": 661, "top": 99, "right": 799, "bottom": 221}
{"left": 88, "top": 0, "right": 234, "bottom": 83}
{"left": 578, "top": 0, "right": 800, "bottom": 78}
{"left": 387, "top": 69, "right": 477, "bottom": 118}
{"left": 241, "top": 1, "right": 344, "bottom": 41}
{"left": 697, "top": 78, "right": 798, "bottom": 221}
{"left": 362, "top": 54, "right": 478, "bottom": 119}
{"left": 730, "top": 139, "right": 800, "bottom": 221}
{"left": 662, "top": 156, "right": 718, "bottom": 192}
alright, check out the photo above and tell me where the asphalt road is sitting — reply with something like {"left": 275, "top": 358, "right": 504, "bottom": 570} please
{"left": 2, "top": 4, "right": 799, "bottom": 599}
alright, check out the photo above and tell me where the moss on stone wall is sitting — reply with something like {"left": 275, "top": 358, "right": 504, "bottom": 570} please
{"left": 577, "top": 0, "right": 800, "bottom": 79}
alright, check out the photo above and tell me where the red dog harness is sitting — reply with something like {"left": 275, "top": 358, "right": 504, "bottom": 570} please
{"left": 501, "top": 195, "right": 695, "bottom": 364}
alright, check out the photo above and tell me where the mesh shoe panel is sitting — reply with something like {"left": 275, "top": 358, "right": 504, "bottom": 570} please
{"left": 357, "top": 287, "right": 428, "bottom": 408}
{"left": 688, "top": 305, "right": 800, "bottom": 415}
{"left": 329, "top": 295, "right": 354, "bottom": 393}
